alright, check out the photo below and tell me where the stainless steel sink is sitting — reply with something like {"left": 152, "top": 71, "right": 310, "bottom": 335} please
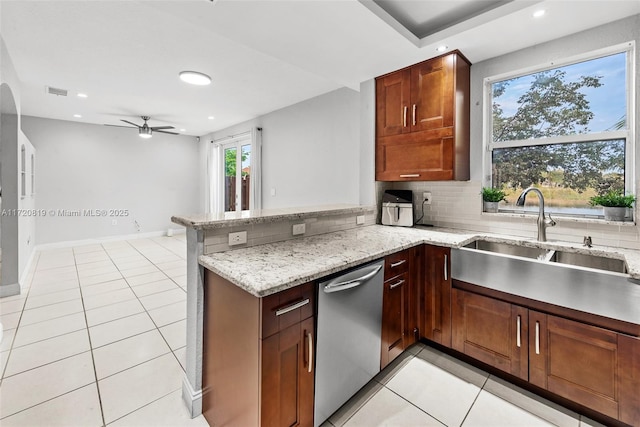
{"left": 463, "top": 240, "right": 552, "bottom": 261}
{"left": 549, "top": 251, "right": 627, "bottom": 273}
{"left": 462, "top": 238, "right": 627, "bottom": 274}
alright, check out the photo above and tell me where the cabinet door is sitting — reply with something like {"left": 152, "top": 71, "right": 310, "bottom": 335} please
{"left": 410, "top": 54, "right": 454, "bottom": 132}
{"left": 381, "top": 273, "right": 408, "bottom": 369}
{"left": 375, "top": 130, "right": 455, "bottom": 181}
{"left": 262, "top": 317, "right": 314, "bottom": 427}
{"left": 529, "top": 312, "right": 621, "bottom": 421}
{"left": 452, "top": 289, "right": 528, "bottom": 380}
{"left": 423, "top": 245, "right": 452, "bottom": 346}
{"left": 376, "top": 69, "right": 411, "bottom": 138}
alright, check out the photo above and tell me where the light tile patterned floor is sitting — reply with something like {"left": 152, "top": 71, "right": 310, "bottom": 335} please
{"left": 0, "top": 235, "right": 610, "bottom": 426}
{"left": 323, "top": 343, "right": 608, "bottom": 427}
{"left": 0, "top": 235, "right": 208, "bottom": 426}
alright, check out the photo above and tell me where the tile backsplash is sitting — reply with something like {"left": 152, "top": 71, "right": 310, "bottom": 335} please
{"left": 379, "top": 180, "right": 640, "bottom": 250}
{"left": 204, "top": 210, "right": 376, "bottom": 254}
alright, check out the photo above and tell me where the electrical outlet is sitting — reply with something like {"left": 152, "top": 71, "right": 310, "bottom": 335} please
{"left": 423, "top": 192, "right": 432, "bottom": 205}
{"left": 356, "top": 215, "right": 365, "bottom": 225}
{"left": 292, "top": 223, "right": 306, "bottom": 235}
{"left": 228, "top": 231, "right": 247, "bottom": 245}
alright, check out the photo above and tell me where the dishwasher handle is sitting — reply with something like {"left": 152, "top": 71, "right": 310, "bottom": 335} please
{"left": 323, "top": 264, "right": 383, "bottom": 293}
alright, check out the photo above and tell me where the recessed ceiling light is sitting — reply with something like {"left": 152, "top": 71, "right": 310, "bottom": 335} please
{"left": 180, "top": 128, "right": 186, "bottom": 132}
{"left": 436, "top": 45, "right": 448, "bottom": 52}
{"left": 208, "top": 116, "right": 215, "bottom": 120}
{"left": 533, "top": 9, "right": 545, "bottom": 18}
{"left": 179, "top": 71, "right": 212, "bottom": 86}
{"left": 77, "top": 93, "right": 88, "bottom": 98}
{"left": 73, "top": 114, "right": 82, "bottom": 118}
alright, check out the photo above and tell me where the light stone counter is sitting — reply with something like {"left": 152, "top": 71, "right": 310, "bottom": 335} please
{"left": 199, "top": 224, "right": 640, "bottom": 297}
{"left": 172, "top": 204, "right": 373, "bottom": 230}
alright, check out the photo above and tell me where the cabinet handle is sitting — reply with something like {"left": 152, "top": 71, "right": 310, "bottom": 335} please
{"left": 535, "top": 321, "right": 540, "bottom": 355}
{"left": 390, "top": 259, "right": 406, "bottom": 268}
{"left": 516, "top": 315, "right": 521, "bottom": 348}
{"left": 399, "top": 174, "right": 420, "bottom": 178}
{"left": 390, "top": 279, "right": 405, "bottom": 289}
{"left": 412, "top": 104, "right": 416, "bottom": 125}
{"left": 444, "top": 255, "right": 448, "bottom": 281}
{"left": 403, "top": 106, "right": 408, "bottom": 127}
{"left": 307, "top": 331, "right": 313, "bottom": 374}
{"left": 275, "top": 298, "right": 309, "bottom": 317}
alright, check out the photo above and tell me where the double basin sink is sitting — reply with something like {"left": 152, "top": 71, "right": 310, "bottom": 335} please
{"left": 463, "top": 239, "right": 627, "bottom": 274}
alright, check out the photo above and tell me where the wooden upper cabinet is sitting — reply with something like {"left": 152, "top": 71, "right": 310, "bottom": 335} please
{"left": 410, "top": 55, "right": 455, "bottom": 132}
{"left": 376, "top": 69, "right": 411, "bottom": 138}
{"left": 375, "top": 51, "right": 470, "bottom": 182}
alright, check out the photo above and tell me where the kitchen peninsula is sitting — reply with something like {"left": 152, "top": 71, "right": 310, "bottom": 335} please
{"left": 173, "top": 205, "right": 640, "bottom": 426}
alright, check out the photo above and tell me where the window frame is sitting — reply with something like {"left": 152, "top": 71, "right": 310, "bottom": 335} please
{"left": 483, "top": 41, "right": 636, "bottom": 218}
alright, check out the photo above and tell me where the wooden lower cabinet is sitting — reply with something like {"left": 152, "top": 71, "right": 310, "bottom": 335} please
{"left": 262, "top": 316, "right": 314, "bottom": 427}
{"left": 451, "top": 287, "right": 640, "bottom": 425}
{"left": 203, "top": 269, "right": 314, "bottom": 427}
{"left": 422, "top": 245, "right": 452, "bottom": 347}
{"left": 381, "top": 247, "right": 421, "bottom": 369}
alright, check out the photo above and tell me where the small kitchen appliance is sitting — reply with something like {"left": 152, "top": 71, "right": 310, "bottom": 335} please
{"left": 381, "top": 190, "right": 414, "bottom": 227}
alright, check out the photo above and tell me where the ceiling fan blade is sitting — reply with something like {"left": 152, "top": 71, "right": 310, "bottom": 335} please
{"left": 120, "top": 119, "right": 141, "bottom": 127}
{"left": 155, "top": 130, "right": 180, "bottom": 135}
{"left": 104, "top": 124, "right": 137, "bottom": 128}
{"left": 150, "top": 126, "right": 175, "bottom": 130}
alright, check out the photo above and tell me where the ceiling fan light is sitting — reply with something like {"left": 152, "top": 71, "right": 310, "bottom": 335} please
{"left": 139, "top": 127, "right": 153, "bottom": 138}
{"left": 179, "top": 71, "right": 212, "bottom": 86}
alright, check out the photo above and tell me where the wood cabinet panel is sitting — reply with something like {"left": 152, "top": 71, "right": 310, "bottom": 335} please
{"left": 452, "top": 289, "right": 528, "bottom": 380}
{"left": 262, "top": 317, "right": 314, "bottom": 427}
{"left": 376, "top": 69, "right": 411, "bottom": 138}
{"left": 381, "top": 273, "right": 407, "bottom": 368}
{"left": 619, "top": 334, "right": 640, "bottom": 426}
{"left": 530, "top": 312, "right": 621, "bottom": 421}
{"left": 410, "top": 55, "right": 454, "bottom": 132}
{"left": 375, "top": 51, "right": 469, "bottom": 182}
{"left": 422, "top": 245, "right": 452, "bottom": 346}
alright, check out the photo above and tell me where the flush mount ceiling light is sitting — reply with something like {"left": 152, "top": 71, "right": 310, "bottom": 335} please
{"left": 73, "top": 114, "right": 82, "bottom": 118}
{"left": 436, "top": 45, "right": 448, "bottom": 52}
{"left": 533, "top": 9, "right": 546, "bottom": 18}
{"left": 179, "top": 71, "right": 212, "bottom": 86}
{"left": 77, "top": 93, "right": 88, "bottom": 98}
{"left": 208, "top": 116, "right": 215, "bottom": 120}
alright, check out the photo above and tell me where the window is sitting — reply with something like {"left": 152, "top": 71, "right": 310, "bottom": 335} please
{"left": 20, "top": 145, "right": 26, "bottom": 198}
{"left": 31, "top": 154, "right": 35, "bottom": 196}
{"left": 209, "top": 128, "right": 262, "bottom": 214}
{"left": 485, "top": 43, "right": 634, "bottom": 218}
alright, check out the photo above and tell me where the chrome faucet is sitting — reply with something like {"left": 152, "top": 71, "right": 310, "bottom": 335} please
{"left": 516, "top": 187, "right": 556, "bottom": 242}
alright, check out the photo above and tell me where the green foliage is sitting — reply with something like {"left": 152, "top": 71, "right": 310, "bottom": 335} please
{"left": 492, "top": 68, "right": 626, "bottom": 195}
{"left": 225, "top": 149, "right": 249, "bottom": 177}
{"left": 589, "top": 191, "right": 635, "bottom": 208}
{"left": 481, "top": 187, "right": 507, "bottom": 202}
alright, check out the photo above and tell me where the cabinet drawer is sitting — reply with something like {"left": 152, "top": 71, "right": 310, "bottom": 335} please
{"left": 385, "top": 251, "right": 410, "bottom": 278}
{"left": 262, "top": 282, "right": 314, "bottom": 339}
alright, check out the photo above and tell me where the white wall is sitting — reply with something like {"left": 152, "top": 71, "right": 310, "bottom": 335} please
{"left": 201, "top": 87, "right": 361, "bottom": 210}
{"left": 21, "top": 116, "right": 201, "bottom": 244}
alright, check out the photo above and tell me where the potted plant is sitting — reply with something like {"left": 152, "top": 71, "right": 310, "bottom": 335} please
{"left": 589, "top": 191, "right": 636, "bottom": 221}
{"left": 481, "top": 187, "right": 506, "bottom": 213}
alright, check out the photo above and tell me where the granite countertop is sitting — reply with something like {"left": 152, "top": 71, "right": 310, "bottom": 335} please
{"left": 199, "top": 224, "right": 640, "bottom": 298}
{"left": 172, "top": 204, "right": 374, "bottom": 230}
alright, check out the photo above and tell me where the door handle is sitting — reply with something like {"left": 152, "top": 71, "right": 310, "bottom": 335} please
{"left": 443, "top": 255, "right": 448, "bottom": 281}
{"left": 323, "top": 264, "right": 382, "bottom": 293}
{"left": 516, "top": 315, "right": 521, "bottom": 348}
{"left": 535, "top": 321, "right": 540, "bottom": 355}
{"left": 307, "top": 330, "right": 313, "bottom": 373}
{"left": 412, "top": 104, "right": 416, "bottom": 125}
{"left": 403, "top": 106, "right": 408, "bottom": 127}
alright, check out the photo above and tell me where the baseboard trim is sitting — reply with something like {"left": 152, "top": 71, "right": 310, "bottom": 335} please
{"left": 34, "top": 228, "right": 186, "bottom": 251}
{"left": 182, "top": 374, "right": 203, "bottom": 418}
{"left": 0, "top": 282, "right": 21, "bottom": 297}
{"left": 19, "top": 247, "right": 38, "bottom": 291}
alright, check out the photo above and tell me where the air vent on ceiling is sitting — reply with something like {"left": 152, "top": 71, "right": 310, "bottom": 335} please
{"left": 46, "top": 86, "right": 68, "bottom": 96}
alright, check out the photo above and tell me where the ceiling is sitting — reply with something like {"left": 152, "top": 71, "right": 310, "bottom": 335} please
{"left": 1, "top": 0, "right": 638, "bottom": 137}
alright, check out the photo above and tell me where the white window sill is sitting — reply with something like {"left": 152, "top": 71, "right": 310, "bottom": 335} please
{"left": 481, "top": 210, "right": 636, "bottom": 226}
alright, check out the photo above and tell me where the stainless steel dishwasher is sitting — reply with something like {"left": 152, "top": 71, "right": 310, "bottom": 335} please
{"left": 314, "top": 259, "right": 384, "bottom": 427}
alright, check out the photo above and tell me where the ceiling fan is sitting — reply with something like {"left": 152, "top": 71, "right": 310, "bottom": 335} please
{"left": 105, "top": 116, "right": 179, "bottom": 138}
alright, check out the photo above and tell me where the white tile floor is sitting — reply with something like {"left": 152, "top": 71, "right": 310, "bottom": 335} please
{"left": 324, "top": 343, "right": 608, "bottom": 427}
{"left": 0, "top": 235, "right": 609, "bottom": 427}
{"left": 0, "top": 235, "right": 208, "bottom": 426}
